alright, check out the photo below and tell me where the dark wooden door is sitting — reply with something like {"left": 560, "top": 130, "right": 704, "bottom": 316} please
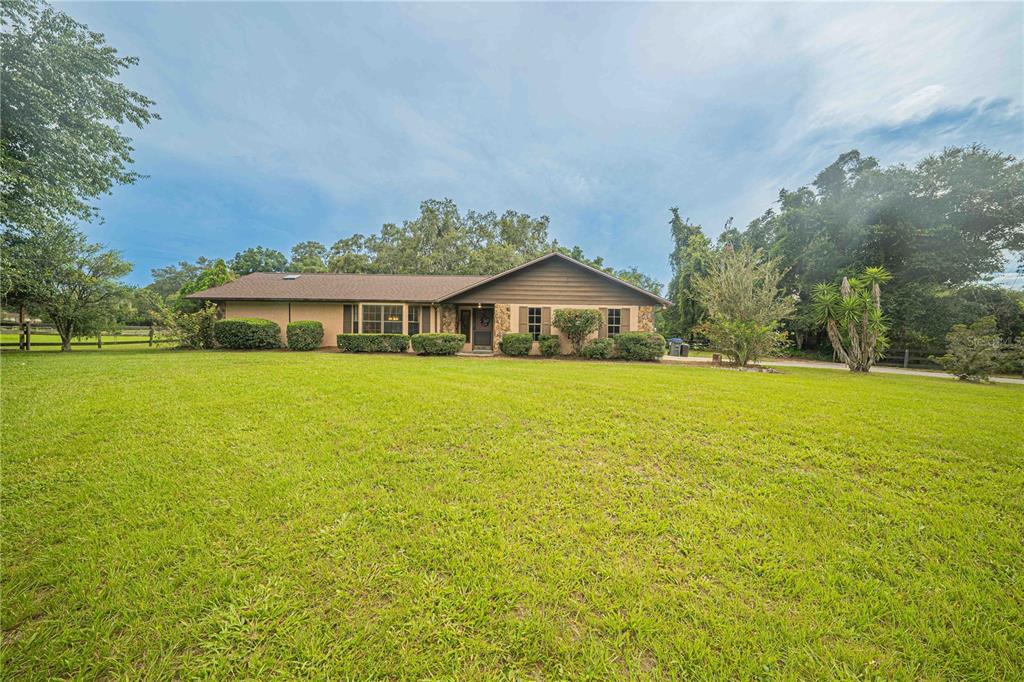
{"left": 472, "top": 308, "right": 493, "bottom": 349}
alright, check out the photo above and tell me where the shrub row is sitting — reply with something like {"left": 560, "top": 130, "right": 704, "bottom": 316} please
{"left": 286, "top": 320, "right": 324, "bottom": 351}
{"left": 500, "top": 331, "right": 665, "bottom": 361}
{"left": 336, "top": 333, "right": 409, "bottom": 353}
{"left": 411, "top": 333, "right": 465, "bottom": 355}
{"left": 213, "top": 318, "right": 281, "bottom": 349}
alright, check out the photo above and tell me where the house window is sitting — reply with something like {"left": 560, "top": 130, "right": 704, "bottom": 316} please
{"left": 362, "top": 305, "right": 382, "bottom": 334}
{"left": 527, "top": 307, "right": 542, "bottom": 340}
{"left": 408, "top": 306, "right": 419, "bottom": 336}
{"left": 607, "top": 308, "right": 621, "bottom": 336}
{"left": 361, "top": 304, "right": 404, "bottom": 334}
{"left": 382, "top": 305, "right": 403, "bottom": 334}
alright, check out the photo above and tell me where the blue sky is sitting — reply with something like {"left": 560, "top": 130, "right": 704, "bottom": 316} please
{"left": 61, "top": 2, "right": 1024, "bottom": 287}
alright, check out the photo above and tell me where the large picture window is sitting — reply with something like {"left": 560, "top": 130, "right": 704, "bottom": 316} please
{"left": 408, "top": 306, "right": 420, "bottom": 336}
{"left": 607, "top": 308, "right": 622, "bottom": 336}
{"left": 527, "top": 307, "right": 542, "bottom": 340}
{"left": 361, "top": 304, "right": 404, "bottom": 334}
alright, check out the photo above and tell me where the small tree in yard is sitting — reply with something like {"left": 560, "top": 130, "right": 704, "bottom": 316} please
{"left": 931, "top": 316, "right": 1005, "bottom": 382}
{"left": 552, "top": 308, "right": 603, "bottom": 355}
{"left": 3, "top": 224, "right": 131, "bottom": 350}
{"left": 694, "top": 245, "right": 794, "bottom": 367}
{"left": 812, "top": 267, "right": 892, "bottom": 372}
{"left": 152, "top": 300, "right": 218, "bottom": 349}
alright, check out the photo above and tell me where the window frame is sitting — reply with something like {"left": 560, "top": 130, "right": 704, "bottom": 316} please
{"left": 527, "top": 307, "right": 542, "bottom": 341}
{"left": 408, "top": 305, "right": 420, "bottom": 336}
{"left": 607, "top": 308, "right": 621, "bottom": 337}
{"left": 361, "top": 304, "right": 383, "bottom": 334}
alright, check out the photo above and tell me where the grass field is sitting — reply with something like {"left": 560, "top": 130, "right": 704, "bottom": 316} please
{"left": 2, "top": 351, "right": 1022, "bottom": 678}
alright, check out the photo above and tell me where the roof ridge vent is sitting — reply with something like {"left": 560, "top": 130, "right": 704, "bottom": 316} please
{"left": 282, "top": 274, "right": 301, "bottom": 280}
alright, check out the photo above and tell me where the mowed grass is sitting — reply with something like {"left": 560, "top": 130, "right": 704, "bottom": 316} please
{"left": 2, "top": 351, "right": 1022, "bottom": 679}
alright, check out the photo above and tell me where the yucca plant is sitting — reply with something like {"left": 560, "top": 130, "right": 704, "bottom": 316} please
{"left": 811, "top": 266, "right": 892, "bottom": 372}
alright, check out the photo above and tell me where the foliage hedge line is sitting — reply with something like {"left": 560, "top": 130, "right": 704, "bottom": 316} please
{"left": 538, "top": 334, "right": 561, "bottom": 357}
{"left": 287, "top": 320, "right": 324, "bottom": 351}
{"left": 213, "top": 318, "right": 281, "bottom": 349}
{"left": 614, "top": 332, "right": 666, "bottom": 361}
{"left": 581, "top": 337, "right": 615, "bottom": 359}
{"left": 336, "top": 334, "right": 409, "bottom": 353}
{"left": 411, "top": 333, "right": 465, "bottom": 355}
{"left": 500, "top": 333, "right": 533, "bottom": 356}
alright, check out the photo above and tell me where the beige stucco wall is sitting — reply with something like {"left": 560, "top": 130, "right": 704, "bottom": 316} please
{"left": 291, "top": 302, "right": 344, "bottom": 346}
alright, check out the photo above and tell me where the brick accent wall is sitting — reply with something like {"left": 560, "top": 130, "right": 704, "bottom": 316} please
{"left": 638, "top": 306, "right": 655, "bottom": 332}
{"left": 440, "top": 304, "right": 458, "bottom": 333}
{"left": 493, "top": 304, "right": 511, "bottom": 352}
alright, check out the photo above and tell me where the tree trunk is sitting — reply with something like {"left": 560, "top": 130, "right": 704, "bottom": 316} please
{"left": 55, "top": 318, "right": 73, "bottom": 352}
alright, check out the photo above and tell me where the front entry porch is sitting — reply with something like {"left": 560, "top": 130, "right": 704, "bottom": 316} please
{"left": 458, "top": 305, "right": 494, "bottom": 352}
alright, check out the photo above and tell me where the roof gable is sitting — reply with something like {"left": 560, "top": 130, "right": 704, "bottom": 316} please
{"left": 438, "top": 252, "right": 670, "bottom": 305}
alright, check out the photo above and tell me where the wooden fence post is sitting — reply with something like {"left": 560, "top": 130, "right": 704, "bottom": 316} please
{"left": 149, "top": 324, "right": 154, "bottom": 347}
{"left": 24, "top": 322, "right": 31, "bottom": 351}
{"left": 903, "top": 349, "right": 909, "bottom": 369}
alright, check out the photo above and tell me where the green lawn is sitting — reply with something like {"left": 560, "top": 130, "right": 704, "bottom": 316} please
{"left": 2, "top": 351, "right": 1022, "bottom": 679}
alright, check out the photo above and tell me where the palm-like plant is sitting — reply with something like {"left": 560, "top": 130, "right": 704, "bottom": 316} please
{"left": 811, "top": 267, "right": 891, "bottom": 371}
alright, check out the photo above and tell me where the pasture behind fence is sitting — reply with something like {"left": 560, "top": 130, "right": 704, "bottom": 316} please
{"left": 0, "top": 322, "right": 172, "bottom": 350}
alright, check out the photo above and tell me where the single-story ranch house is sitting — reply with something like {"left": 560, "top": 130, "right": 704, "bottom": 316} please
{"left": 189, "top": 252, "right": 670, "bottom": 354}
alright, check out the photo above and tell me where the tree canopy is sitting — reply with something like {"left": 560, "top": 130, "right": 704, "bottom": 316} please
{"left": 0, "top": 0, "right": 158, "bottom": 235}
{"left": 229, "top": 246, "right": 288, "bottom": 276}
{"left": 719, "top": 145, "right": 1024, "bottom": 349}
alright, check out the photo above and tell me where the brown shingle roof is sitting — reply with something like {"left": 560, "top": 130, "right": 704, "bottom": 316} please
{"left": 187, "top": 272, "right": 488, "bottom": 302}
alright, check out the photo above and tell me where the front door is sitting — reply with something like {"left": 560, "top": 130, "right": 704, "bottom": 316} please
{"left": 472, "top": 308, "right": 493, "bottom": 350}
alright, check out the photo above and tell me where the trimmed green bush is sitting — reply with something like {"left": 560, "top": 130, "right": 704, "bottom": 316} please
{"left": 336, "top": 334, "right": 409, "bottom": 353}
{"left": 500, "top": 333, "right": 533, "bottom": 356}
{"left": 213, "top": 318, "right": 281, "bottom": 349}
{"left": 538, "top": 334, "right": 561, "bottom": 357}
{"left": 581, "top": 337, "right": 615, "bottom": 359}
{"left": 287, "top": 320, "right": 324, "bottom": 351}
{"left": 614, "top": 332, "right": 666, "bottom": 361}
{"left": 552, "top": 308, "right": 602, "bottom": 355}
{"left": 411, "top": 333, "right": 465, "bottom": 355}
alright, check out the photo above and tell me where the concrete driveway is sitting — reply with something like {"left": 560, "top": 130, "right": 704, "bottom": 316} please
{"left": 661, "top": 354, "right": 1024, "bottom": 385}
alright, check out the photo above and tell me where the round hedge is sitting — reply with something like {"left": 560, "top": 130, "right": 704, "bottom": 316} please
{"left": 500, "top": 333, "right": 533, "bottom": 356}
{"left": 538, "top": 334, "right": 561, "bottom": 357}
{"left": 613, "top": 332, "right": 666, "bottom": 361}
{"left": 581, "top": 337, "right": 615, "bottom": 359}
{"left": 213, "top": 318, "right": 281, "bottom": 349}
{"left": 287, "top": 320, "right": 324, "bottom": 351}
